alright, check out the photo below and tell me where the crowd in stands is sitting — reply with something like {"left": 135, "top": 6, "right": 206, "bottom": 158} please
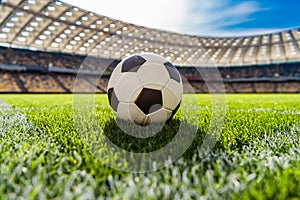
{"left": 0, "top": 72, "right": 21, "bottom": 92}
{"left": 178, "top": 64, "right": 300, "bottom": 80}
{"left": 0, "top": 71, "right": 109, "bottom": 93}
{"left": 0, "top": 47, "right": 81, "bottom": 68}
{"left": 0, "top": 47, "right": 118, "bottom": 72}
{"left": 184, "top": 81, "right": 300, "bottom": 93}
{"left": 0, "top": 47, "right": 299, "bottom": 93}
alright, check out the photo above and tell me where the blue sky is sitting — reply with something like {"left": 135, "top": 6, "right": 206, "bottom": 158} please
{"left": 185, "top": 0, "right": 300, "bottom": 36}
{"left": 63, "top": 0, "right": 300, "bottom": 36}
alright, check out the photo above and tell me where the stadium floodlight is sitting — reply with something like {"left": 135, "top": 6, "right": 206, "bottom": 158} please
{"left": 0, "top": 33, "right": 7, "bottom": 39}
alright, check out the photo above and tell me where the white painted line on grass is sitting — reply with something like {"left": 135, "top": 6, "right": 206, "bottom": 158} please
{"left": 0, "top": 100, "right": 35, "bottom": 136}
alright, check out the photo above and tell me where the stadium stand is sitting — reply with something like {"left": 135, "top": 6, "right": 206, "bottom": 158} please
{"left": 0, "top": 0, "right": 299, "bottom": 93}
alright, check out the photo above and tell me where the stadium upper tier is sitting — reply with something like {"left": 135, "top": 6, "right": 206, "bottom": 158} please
{"left": 0, "top": 0, "right": 300, "bottom": 67}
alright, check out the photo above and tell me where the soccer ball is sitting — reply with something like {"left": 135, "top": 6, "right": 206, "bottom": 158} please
{"left": 107, "top": 52, "right": 183, "bottom": 126}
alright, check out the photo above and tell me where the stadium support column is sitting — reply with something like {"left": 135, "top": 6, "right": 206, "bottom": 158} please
{"left": 251, "top": 82, "right": 256, "bottom": 93}
{"left": 12, "top": 73, "right": 28, "bottom": 93}
{"left": 274, "top": 81, "right": 278, "bottom": 92}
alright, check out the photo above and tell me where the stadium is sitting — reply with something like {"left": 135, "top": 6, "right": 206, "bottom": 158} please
{"left": 0, "top": 0, "right": 299, "bottom": 93}
{"left": 0, "top": 0, "right": 299, "bottom": 199}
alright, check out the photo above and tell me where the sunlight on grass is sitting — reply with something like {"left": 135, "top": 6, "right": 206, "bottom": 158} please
{"left": 0, "top": 94, "right": 299, "bottom": 199}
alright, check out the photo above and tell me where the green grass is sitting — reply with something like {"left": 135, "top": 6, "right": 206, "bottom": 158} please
{"left": 0, "top": 94, "right": 299, "bottom": 199}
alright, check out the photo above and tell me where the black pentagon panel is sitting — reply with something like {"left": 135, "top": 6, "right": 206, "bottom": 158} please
{"left": 164, "top": 62, "right": 181, "bottom": 83}
{"left": 122, "top": 55, "right": 146, "bottom": 72}
{"left": 135, "top": 88, "right": 163, "bottom": 115}
{"left": 170, "top": 101, "right": 181, "bottom": 120}
{"left": 107, "top": 88, "right": 119, "bottom": 112}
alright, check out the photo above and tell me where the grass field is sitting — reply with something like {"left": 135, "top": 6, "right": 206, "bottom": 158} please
{"left": 0, "top": 94, "right": 299, "bottom": 199}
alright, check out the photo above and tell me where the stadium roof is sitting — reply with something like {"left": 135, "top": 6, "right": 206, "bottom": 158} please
{"left": 0, "top": 0, "right": 300, "bottom": 67}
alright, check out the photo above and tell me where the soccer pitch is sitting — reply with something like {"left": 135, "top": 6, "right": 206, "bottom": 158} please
{"left": 0, "top": 94, "right": 299, "bottom": 199}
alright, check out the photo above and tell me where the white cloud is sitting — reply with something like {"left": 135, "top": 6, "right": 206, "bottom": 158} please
{"left": 62, "top": 0, "right": 277, "bottom": 37}
{"left": 182, "top": 0, "right": 266, "bottom": 36}
{"left": 62, "top": 0, "right": 189, "bottom": 32}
